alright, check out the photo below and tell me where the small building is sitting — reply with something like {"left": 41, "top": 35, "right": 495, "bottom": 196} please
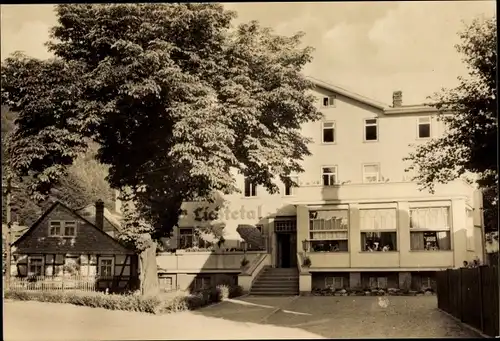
{"left": 10, "top": 200, "right": 139, "bottom": 293}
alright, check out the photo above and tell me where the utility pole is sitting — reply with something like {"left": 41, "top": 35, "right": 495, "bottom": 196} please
{"left": 4, "top": 177, "right": 12, "bottom": 289}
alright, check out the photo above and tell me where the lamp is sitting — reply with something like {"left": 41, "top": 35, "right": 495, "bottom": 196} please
{"left": 302, "top": 239, "right": 310, "bottom": 254}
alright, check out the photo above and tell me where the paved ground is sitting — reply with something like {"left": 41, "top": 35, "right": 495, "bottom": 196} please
{"left": 195, "top": 295, "right": 482, "bottom": 338}
{"left": 3, "top": 300, "right": 324, "bottom": 341}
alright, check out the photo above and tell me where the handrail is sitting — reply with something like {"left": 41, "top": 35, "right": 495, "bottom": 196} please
{"left": 241, "top": 253, "right": 268, "bottom": 276}
{"left": 297, "top": 252, "right": 309, "bottom": 274}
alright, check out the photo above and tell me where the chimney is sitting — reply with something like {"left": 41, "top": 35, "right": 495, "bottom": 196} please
{"left": 392, "top": 91, "right": 402, "bottom": 107}
{"left": 95, "top": 200, "right": 104, "bottom": 230}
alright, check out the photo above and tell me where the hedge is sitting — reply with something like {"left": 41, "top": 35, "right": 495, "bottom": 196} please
{"left": 5, "top": 284, "right": 243, "bottom": 314}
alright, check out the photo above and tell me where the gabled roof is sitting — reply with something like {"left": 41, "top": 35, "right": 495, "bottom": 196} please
{"left": 12, "top": 200, "right": 131, "bottom": 252}
{"left": 307, "top": 76, "right": 438, "bottom": 114}
{"left": 307, "top": 76, "right": 389, "bottom": 110}
{"left": 75, "top": 204, "right": 122, "bottom": 232}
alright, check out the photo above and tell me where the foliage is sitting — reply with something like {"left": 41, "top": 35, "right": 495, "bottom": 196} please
{"left": 1, "top": 4, "right": 319, "bottom": 246}
{"left": 302, "top": 256, "right": 311, "bottom": 267}
{"left": 240, "top": 257, "right": 249, "bottom": 267}
{"left": 2, "top": 107, "right": 113, "bottom": 226}
{"left": 4, "top": 285, "right": 241, "bottom": 313}
{"left": 405, "top": 16, "right": 497, "bottom": 231}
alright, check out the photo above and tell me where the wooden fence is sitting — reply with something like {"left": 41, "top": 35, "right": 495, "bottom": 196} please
{"left": 436, "top": 266, "right": 499, "bottom": 337}
{"left": 7, "top": 275, "right": 139, "bottom": 293}
{"left": 6, "top": 275, "right": 178, "bottom": 294}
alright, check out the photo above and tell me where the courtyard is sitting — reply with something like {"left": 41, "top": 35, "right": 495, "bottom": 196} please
{"left": 195, "top": 295, "right": 481, "bottom": 338}
{"left": 4, "top": 295, "right": 481, "bottom": 340}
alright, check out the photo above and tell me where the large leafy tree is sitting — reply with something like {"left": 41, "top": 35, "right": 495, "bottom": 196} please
{"left": 406, "top": 16, "right": 497, "bottom": 232}
{"left": 1, "top": 4, "right": 320, "bottom": 294}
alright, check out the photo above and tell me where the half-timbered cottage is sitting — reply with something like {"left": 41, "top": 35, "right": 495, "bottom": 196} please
{"left": 10, "top": 200, "right": 139, "bottom": 293}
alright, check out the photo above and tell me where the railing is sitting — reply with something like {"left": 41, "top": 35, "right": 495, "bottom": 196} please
{"left": 7, "top": 275, "right": 139, "bottom": 293}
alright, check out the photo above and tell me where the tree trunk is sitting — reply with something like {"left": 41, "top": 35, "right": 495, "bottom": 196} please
{"left": 139, "top": 240, "right": 159, "bottom": 296}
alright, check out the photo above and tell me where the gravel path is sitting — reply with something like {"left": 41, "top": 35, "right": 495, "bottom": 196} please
{"left": 197, "top": 295, "right": 482, "bottom": 339}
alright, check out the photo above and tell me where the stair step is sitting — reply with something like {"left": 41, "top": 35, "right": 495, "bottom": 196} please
{"left": 250, "top": 291, "right": 299, "bottom": 296}
{"left": 252, "top": 283, "right": 299, "bottom": 288}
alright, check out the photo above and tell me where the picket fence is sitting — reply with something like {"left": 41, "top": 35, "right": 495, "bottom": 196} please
{"left": 8, "top": 275, "right": 108, "bottom": 292}
{"left": 6, "top": 275, "right": 179, "bottom": 294}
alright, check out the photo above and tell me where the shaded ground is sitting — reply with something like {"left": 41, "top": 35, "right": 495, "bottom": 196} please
{"left": 3, "top": 300, "right": 324, "bottom": 341}
{"left": 196, "top": 295, "right": 482, "bottom": 338}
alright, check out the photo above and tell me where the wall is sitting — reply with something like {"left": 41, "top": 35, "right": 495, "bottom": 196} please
{"left": 156, "top": 251, "right": 265, "bottom": 272}
{"left": 12, "top": 253, "right": 136, "bottom": 278}
{"left": 300, "top": 86, "right": 447, "bottom": 187}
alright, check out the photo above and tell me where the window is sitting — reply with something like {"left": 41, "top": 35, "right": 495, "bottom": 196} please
{"left": 364, "top": 118, "right": 378, "bottom": 141}
{"left": 363, "top": 164, "right": 380, "bottom": 183}
{"left": 369, "top": 277, "right": 388, "bottom": 289}
{"left": 322, "top": 166, "right": 337, "bottom": 186}
{"left": 64, "top": 221, "right": 77, "bottom": 237}
{"left": 284, "top": 176, "right": 298, "bottom": 196}
{"left": 244, "top": 177, "right": 257, "bottom": 197}
{"left": 309, "top": 210, "right": 348, "bottom": 252}
{"left": 409, "top": 207, "right": 451, "bottom": 251}
{"left": 98, "top": 257, "right": 114, "bottom": 277}
{"left": 49, "top": 221, "right": 62, "bottom": 236}
{"left": 417, "top": 117, "right": 431, "bottom": 139}
{"left": 360, "top": 209, "right": 397, "bottom": 251}
{"left": 322, "top": 122, "right": 335, "bottom": 143}
{"left": 178, "top": 228, "right": 194, "bottom": 248}
{"left": 178, "top": 227, "right": 211, "bottom": 249}
{"left": 159, "top": 276, "right": 173, "bottom": 291}
{"left": 28, "top": 257, "right": 44, "bottom": 276}
{"left": 194, "top": 277, "right": 211, "bottom": 290}
{"left": 49, "top": 221, "right": 77, "bottom": 237}
{"left": 322, "top": 96, "right": 335, "bottom": 107}
{"left": 325, "top": 277, "right": 344, "bottom": 289}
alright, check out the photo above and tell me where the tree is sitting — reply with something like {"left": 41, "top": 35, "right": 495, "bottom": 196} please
{"left": 2, "top": 106, "right": 113, "bottom": 226}
{"left": 1, "top": 4, "right": 320, "bottom": 295}
{"left": 405, "top": 16, "right": 497, "bottom": 232}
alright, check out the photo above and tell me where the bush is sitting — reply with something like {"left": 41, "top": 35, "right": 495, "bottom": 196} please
{"left": 302, "top": 257, "right": 312, "bottom": 267}
{"left": 5, "top": 288, "right": 217, "bottom": 314}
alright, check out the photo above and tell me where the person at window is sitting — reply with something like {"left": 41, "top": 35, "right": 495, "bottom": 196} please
{"left": 382, "top": 245, "right": 390, "bottom": 252}
{"left": 365, "top": 243, "right": 374, "bottom": 252}
{"left": 463, "top": 260, "right": 469, "bottom": 268}
{"left": 332, "top": 244, "right": 339, "bottom": 252}
{"left": 372, "top": 241, "right": 380, "bottom": 251}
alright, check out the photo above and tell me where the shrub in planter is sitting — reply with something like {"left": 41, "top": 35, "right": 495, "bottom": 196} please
{"left": 302, "top": 257, "right": 312, "bottom": 267}
{"left": 240, "top": 258, "right": 249, "bottom": 267}
{"left": 228, "top": 285, "right": 244, "bottom": 298}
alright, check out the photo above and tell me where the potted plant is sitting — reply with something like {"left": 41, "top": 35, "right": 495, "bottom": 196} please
{"left": 302, "top": 256, "right": 312, "bottom": 268}
{"left": 240, "top": 257, "right": 249, "bottom": 267}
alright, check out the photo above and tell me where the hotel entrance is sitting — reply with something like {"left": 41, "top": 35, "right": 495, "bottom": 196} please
{"left": 274, "top": 219, "right": 297, "bottom": 268}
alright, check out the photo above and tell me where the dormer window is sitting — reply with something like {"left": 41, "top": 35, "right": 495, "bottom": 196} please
{"left": 322, "top": 96, "right": 335, "bottom": 107}
{"left": 49, "top": 220, "right": 77, "bottom": 237}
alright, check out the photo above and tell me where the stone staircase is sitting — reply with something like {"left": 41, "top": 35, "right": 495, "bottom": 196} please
{"left": 249, "top": 267, "right": 299, "bottom": 296}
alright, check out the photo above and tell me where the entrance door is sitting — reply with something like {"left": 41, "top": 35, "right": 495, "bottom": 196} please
{"left": 277, "top": 233, "right": 298, "bottom": 268}
{"left": 278, "top": 233, "right": 291, "bottom": 268}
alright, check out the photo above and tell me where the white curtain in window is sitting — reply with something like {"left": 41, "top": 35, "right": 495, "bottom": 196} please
{"left": 410, "top": 207, "right": 450, "bottom": 230}
{"left": 360, "top": 209, "right": 396, "bottom": 231}
{"left": 311, "top": 231, "right": 348, "bottom": 240}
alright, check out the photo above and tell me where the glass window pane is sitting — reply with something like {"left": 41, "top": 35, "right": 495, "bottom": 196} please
{"left": 323, "top": 128, "right": 334, "bottom": 142}
{"left": 419, "top": 124, "right": 430, "bottom": 138}
{"left": 364, "top": 164, "right": 379, "bottom": 173}
{"left": 365, "top": 126, "right": 377, "bottom": 140}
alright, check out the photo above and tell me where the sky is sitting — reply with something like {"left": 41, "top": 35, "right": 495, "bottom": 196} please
{"left": 0, "top": 2, "right": 496, "bottom": 105}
